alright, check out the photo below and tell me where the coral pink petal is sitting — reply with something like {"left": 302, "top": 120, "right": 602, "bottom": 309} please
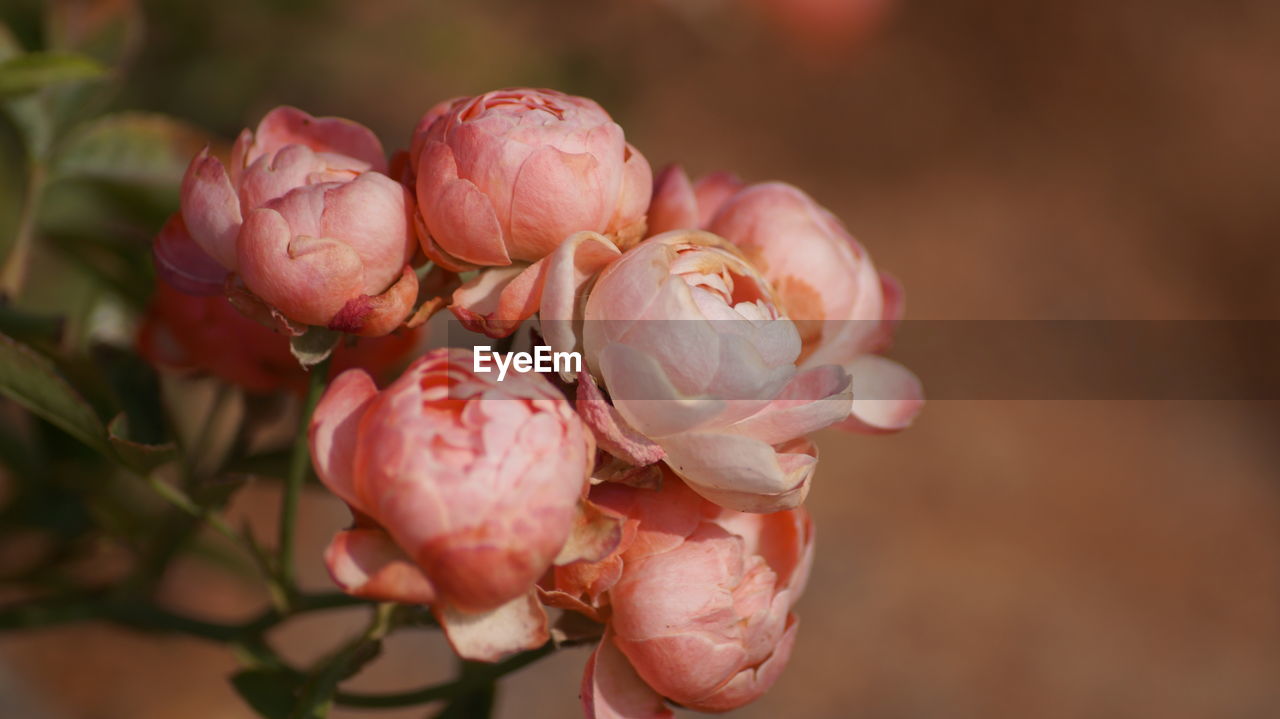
{"left": 582, "top": 631, "right": 674, "bottom": 719}
{"left": 645, "top": 164, "right": 698, "bottom": 237}
{"left": 435, "top": 591, "right": 549, "bottom": 662}
{"left": 319, "top": 173, "right": 417, "bottom": 296}
{"left": 609, "top": 144, "right": 653, "bottom": 241}
{"left": 417, "top": 142, "right": 510, "bottom": 266}
{"left": 693, "top": 171, "right": 746, "bottom": 227}
{"left": 252, "top": 106, "right": 387, "bottom": 172}
{"left": 324, "top": 527, "right": 436, "bottom": 604}
{"left": 236, "top": 207, "right": 364, "bottom": 326}
{"left": 835, "top": 354, "right": 925, "bottom": 433}
{"left": 179, "top": 149, "right": 241, "bottom": 269}
{"left": 449, "top": 264, "right": 541, "bottom": 338}
{"left": 308, "top": 368, "right": 378, "bottom": 509}
{"left": 508, "top": 145, "right": 606, "bottom": 261}
{"left": 328, "top": 264, "right": 418, "bottom": 337}
{"left": 152, "top": 213, "right": 226, "bottom": 295}
{"left": 696, "top": 615, "right": 799, "bottom": 712}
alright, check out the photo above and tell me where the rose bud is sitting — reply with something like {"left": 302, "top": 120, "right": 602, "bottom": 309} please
{"left": 169, "top": 106, "right": 419, "bottom": 336}
{"left": 310, "top": 349, "right": 595, "bottom": 660}
{"left": 707, "top": 181, "right": 923, "bottom": 432}
{"left": 410, "top": 88, "right": 652, "bottom": 270}
{"left": 140, "top": 229, "right": 422, "bottom": 394}
{"left": 559, "top": 476, "right": 813, "bottom": 717}
{"left": 569, "top": 229, "right": 852, "bottom": 513}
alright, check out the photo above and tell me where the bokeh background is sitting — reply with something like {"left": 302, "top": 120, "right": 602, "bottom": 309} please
{"left": 3, "top": 0, "right": 1280, "bottom": 717}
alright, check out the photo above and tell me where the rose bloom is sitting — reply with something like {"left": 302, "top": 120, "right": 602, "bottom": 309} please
{"left": 543, "top": 475, "right": 813, "bottom": 717}
{"left": 649, "top": 166, "right": 923, "bottom": 432}
{"left": 546, "top": 229, "right": 853, "bottom": 513}
{"left": 410, "top": 88, "right": 651, "bottom": 270}
{"left": 169, "top": 106, "right": 418, "bottom": 336}
{"left": 140, "top": 223, "right": 421, "bottom": 393}
{"left": 310, "top": 349, "right": 594, "bottom": 660}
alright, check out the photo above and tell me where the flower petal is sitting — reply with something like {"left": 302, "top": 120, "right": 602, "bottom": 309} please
{"left": 835, "top": 354, "right": 925, "bottom": 433}
{"left": 582, "top": 630, "right": 673, "bottom": 719}
{"left": 324, "top": 526, "right": 436, "bottom": 604}
{"left": 179, "top": 148, "right": 242, "bottom": 269}
{"left": 151, "top": 213, "right": 226, "bottom": 295}
{"left": 435, "top": 590, "right": 549, "bottom": 662}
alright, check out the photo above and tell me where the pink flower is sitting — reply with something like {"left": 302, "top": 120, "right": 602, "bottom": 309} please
{"left": 169, "top": 106, "right": 419, "bottom": 336}
{"left": 648, "top": 166, "right": 923, "bottom": 432}
{"left": 552, "top": 476, "right": 813, "bottom": 717}
{"left": 310, "top": 349, "right": 595, "bottom": 660}
{"left": 410, "top": 88, "right": 652, "bottom": 270}
{"left": 573, "top": 229, "right": 853, "bottom": 512}
{"left": 707, "top": 181, "right": 923, "bottom": 432}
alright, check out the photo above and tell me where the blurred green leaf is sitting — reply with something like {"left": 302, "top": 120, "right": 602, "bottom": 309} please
{"left": 52, "top": 111, "right": 206, "bottom": 187}
{"left": 107, "top": 412, "right": 174, "bottom": 473}
{"left": 0, "top": 331, "right": 108, "bottom": 456}
{"left": 232, "top": 669, "right": 301, "bottom": 719}
{"left": 0, "top": 51, "right": 104, "bottom": 100}
{"left": 0, "top": 304, "right": 63, "bottom": 347}
{"left": 45, "top": 0, "right": 144, "bottom": 70}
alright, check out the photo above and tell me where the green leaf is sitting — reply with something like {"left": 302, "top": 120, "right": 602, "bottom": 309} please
{"left": 231, "top": 669, "right": 302, "bottom": 719}
{"left": 0, "top": 52, "right": 105, "bottom": 100}
{"left": 52, "top": 112, "right": 207, "bottom": 187}
{"left": 107, "top": 412, "right": 176, "bottom": 473}
{"left": 0, "top": 331, "right": 109, "bottom": 456}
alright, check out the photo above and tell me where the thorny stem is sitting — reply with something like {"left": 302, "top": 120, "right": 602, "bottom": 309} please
{"left": 278, "top": 356, "right": 331, "bottom": 605}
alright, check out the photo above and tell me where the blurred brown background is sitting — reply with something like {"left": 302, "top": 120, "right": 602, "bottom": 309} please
{"left": 3, "top": 0, "right": 1280, "bottom": 717}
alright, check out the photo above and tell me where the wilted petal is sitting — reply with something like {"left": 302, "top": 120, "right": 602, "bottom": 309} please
{"left": 436, "top": 591, "right": 549, "bottom": 662}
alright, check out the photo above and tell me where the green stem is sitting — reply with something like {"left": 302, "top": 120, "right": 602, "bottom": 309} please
{"left": 335, "top": 642, "right": 555, "bottom": 709}
{"left": 1, "top": 160, "right": 45, "bottom": 300}
{"left": 278, "top": 356, "right": 331, "bottom": 602}
{"left": 291, "top": 602, "right": 397, "bottom": 719}
{"left": 0, "top": 590, "right": 371, "bottom": 640}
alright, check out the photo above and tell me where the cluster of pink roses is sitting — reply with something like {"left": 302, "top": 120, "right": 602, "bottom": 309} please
{"left": 158, "top": 88, "right": 922, "bottom": 717}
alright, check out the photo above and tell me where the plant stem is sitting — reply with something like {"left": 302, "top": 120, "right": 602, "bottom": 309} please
{"left": 335, "top": 642, "right": 555, "bottom": 709}
{"left": 278, "top": 356, "right": 330, "bottom": 603}
{"left": 291, "top": 602, "right": 397, "bottom": 719}
{"left": 1, "top": 160, "right": 46, "bottom": 300}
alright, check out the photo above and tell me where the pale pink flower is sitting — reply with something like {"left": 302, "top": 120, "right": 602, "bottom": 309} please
{"left": 553, "top": 476, "right": 813, "bottom": 717}
{"left": 410, "top": 88, "right": 652, "bottom": 270}
{"left": 170, "top": 106, "right": 418, "bottom": 336}
{"left": 707, "top": 181, "right": 923, "bottom": 432}
{"left": 574, "top": 229, "right": 853, "bottom": 512}
{"left": 648, "top": 165, "right": 923, "bottom": 432}
{"left": 310, "top": 349, "right": 595, "bottom": 660}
